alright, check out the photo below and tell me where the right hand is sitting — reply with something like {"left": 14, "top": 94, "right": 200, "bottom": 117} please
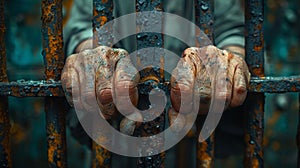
{"left": 61, "top": 46, "right": 141, "bottom": 124}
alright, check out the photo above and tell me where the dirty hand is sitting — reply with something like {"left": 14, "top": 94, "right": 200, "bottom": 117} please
{"left": 169, "top": 45, "right": 250, "bottom": 129}
{"left": 61, "top": 46, "right": 141, "bottom": 134}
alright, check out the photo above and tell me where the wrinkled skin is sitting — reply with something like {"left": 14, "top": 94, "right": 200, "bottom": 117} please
{"left": 62, "top": 45, "right": 250, "bottom": 135}
{"left": 61, "top": 46, "right": 141, "bottom": 121}
{"left": 169, "top": 45, "right": 250, "bottom": 131}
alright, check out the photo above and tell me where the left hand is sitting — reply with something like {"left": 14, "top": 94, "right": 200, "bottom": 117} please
{"left": 168, "top": 45, "right": 250, "bottom": 129}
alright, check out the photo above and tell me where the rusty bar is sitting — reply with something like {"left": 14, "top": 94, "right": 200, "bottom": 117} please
{"left": 92, "top": 0, "right": 113, "bottom": 167}
{"left": 93, "top": 0, "right": 114, "bottom": 47}
{"left": 1, "top": 76, "right": 300, "bottom": 97}
{"left": 135, "top": 0, "right": 165, "bottom": 167}
{"left": 41, "top": 0, "right": 64, "bottom": 81}
{"left": 244, "top": 0, "right": 265, "bottom": 167}
{"left": 194, "top": 0, "right": 214, "bottom": 44}
{"left": 41, "top": 0, "right": 67, "bottom": 167}
{"left": 0, "top": 0, "right": 7, "bottom": 84}
{"left": 249, "top": 76, "right": 300, "bottom": 93}
{"left": 0, "top": 0, "right": 11, "bottom": 167}
{"left": 0, "top": 80, "right": 64, "bottom": 97}
{"left": 195, "top": 0, "right": 215, "bottom": 167}
{"left": 92, "top": 144, "right": 111, "bottom": 168}
{"left": 245, "top": 0, "right": 264, "bottom": 77}
{"left": 298, "top": 94, "right": 300, "bottom": 167}
{"left": 45, "top": 97, "right": 67, "bottom": 168}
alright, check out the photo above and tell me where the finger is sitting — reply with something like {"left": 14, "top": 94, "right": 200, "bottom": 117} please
{"left": 168, "top": 108, "right": 186, "bottom": 133}
{"left": 230, "top": 63, "right": 248, "bottom": 107}
{"left": 61, "top": 55, "right": 80, "bottom": 108}
{"left": 194, "top": 65, "right": 211, "bottom": 115}
{"left": 214, "top": 50, "right": 234, "bottom": 108}
{"left": 120, "top": 111, "right": 142, "bottom": 135}
{"left": 76, "top": 50, "right": 99, "bottom": 113}
{"left": 95, "top": 47, "right": 116, "bottom": 119}
{"left": 113, "top": 49, "right": 139, "bottom": 116}
{"left": 170, "top": 48, "right": 196, "bottom": 113}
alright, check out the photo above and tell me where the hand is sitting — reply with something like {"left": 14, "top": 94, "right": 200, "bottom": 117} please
{"left": 61, "top": 46, "right": 141, "bottom": 134}
{"left": 169, "top": 45, "right": 250, "bottom": 130}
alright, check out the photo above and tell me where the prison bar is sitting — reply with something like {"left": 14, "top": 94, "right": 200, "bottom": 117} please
{"left": 41, "top": 0, "right": 67, "bottom": 167}
{"left": 0, "top": 0, "right": 12, "bottom": 167}
{"left": 1, "top": 76, "right": 300, "bottom": 97}
{"left": 0, "top": 0, "right": 298, "bottom": 168}
{"left": 92, "top": 0, "right": 113, "bottom": 167}
{"left": 244, "top": 0, "right": 265, "bottom": 167}
{"left": 194, "top": 0, "right": 215, "bottom": 167}
{"left": 135, "top": 0, "right": 166, "bottom": 167}
{"left": 298, "top": 94, "right": 300, "bottom": 167}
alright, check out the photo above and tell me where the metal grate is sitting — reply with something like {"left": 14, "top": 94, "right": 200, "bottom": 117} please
{"left": 0, "top": 0, "right": 300, "bottom": 167}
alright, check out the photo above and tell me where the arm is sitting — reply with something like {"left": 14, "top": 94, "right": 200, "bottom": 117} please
{"left": 63, "top": 0, "right": 93, "bottom": 56}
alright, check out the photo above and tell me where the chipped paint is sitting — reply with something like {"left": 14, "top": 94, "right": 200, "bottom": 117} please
{"left": 45, "top": 97, "right": 67, "bottom": 168}
{"left": 41, "top": 0, "right": 64, "bottom": 81}
{"left": 244, "top": 0, "right": 265, "bottom": 167}
{"left": 194, "top": 0, "right": 215, "bottom": 167}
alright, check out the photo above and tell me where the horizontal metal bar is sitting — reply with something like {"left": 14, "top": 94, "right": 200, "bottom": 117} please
{"left": 249, "top": 76, "right": 300, "bottom": 93}
{"left": 0, "top": 80, "right": 64, "bottom": 97}
{"left": 0, "top": 76, "right": 300, "bottom": 97}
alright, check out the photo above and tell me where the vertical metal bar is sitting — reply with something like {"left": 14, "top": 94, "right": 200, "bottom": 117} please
{"left": 92, "top": 0, "right": 113, "bottom": 167}
{"left": 45, "top": 97, "right": 68, "bottom": 168}
{"left": 0, "top": 0, "right": 11, "bottom": 167}
{"left": 244, "top": 0, "right": 265, "bottom": 167}
{"left": 297, "top": 94, "right": 300, "bottom": 167}
{"left": 194, "top": 0, "right": 215, "bottom": 167}
{"left": 135, "top": 0, "right": 165, "bottom": 167}
{"left": 41, "top": 0, "right": 67, "bottom": 167}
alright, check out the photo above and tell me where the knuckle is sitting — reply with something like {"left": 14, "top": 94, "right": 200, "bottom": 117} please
{"left": 98, "top": 89, "right": 113, "bottom": 105}
{"left": 116, "top": 48, "right": 129, "bottom": 56}
{"left": 236, "top": 85, "right": 247, "bottom": 95}
{"left": 182, "top": 47, "right": 196, "bottom": 57}
{"left": 65, "top": 55, "right": 76, "bottom": 65}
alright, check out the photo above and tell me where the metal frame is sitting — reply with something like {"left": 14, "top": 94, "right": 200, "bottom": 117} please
{"left": 0, "top": 0, "right": 300, "bottom": 167}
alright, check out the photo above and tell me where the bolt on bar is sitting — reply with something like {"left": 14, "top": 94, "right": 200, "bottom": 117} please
{"left": 0, "top": 0, "right": 12, "bottom": 167}
{"left": 244, "top": 0, "right": 265, "bottom": 167}
{"left": 194, "top": 0, "right": 215, "bottom": 167}
{"left": 92, "top": 0, "right": 113, "bottom": 167}
{"left": 135, "top": 0, "right": 166, "bottom": 167}
{"left": 41, "top": 0, "right": 67, "bottom": 167}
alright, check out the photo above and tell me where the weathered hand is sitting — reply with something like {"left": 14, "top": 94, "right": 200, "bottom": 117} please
{"left": 169, "top": 45, "right": 250, "bottom": 130}
{"left": 61, "top": 46, "right": 140, "bottom": 124}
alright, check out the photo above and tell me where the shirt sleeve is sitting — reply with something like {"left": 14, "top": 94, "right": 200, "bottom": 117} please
{"left": 63, "top": 0, "right": 93, "bottom": 57}
{"left": 214, "top": 0, "right": 245, "bottom": 48}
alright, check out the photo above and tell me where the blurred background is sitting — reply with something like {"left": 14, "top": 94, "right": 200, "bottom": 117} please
{"left": 3, "top": 0, "right": 300, "bottom": 167}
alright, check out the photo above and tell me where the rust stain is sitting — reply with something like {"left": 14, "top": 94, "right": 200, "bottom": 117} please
{"left": 197, "top": 138, "right": 213, "bottom": 168}
{"left": 100, "top": 16, "right": 108, "bottom": 26}
{"left": 45, "top": 97, "right": 67, "bottom": 168}
{"left": 160, "top": 56, "right": 164, "bottom": 80}
{"left": 204, "top": 28, "right": 209, "bottom": 35}
{"left": 292, "top": 85, "right": 297, "bottom": 92}
{"left": 252, "top": 67, "right": 264, "bottom": 77}
{"left": 0, "top": 0, "right": 11, "bottom": 166}
{"left": 244, "top": 93, "right": 264, "bottom": 168}
{"left": 92, "top": 142, "right": 111, "bottom": 168}
{"left": 42, "top": 0, "right": 64, "bottom": 81}
{"left": 0, "top": 97, "right": 11, "bottom": 167}
{"left": 47, "top": 122, "right": 65, "bottom": 167}
{"left": 254, "top": 46, "right": 263, "bottom": 52}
